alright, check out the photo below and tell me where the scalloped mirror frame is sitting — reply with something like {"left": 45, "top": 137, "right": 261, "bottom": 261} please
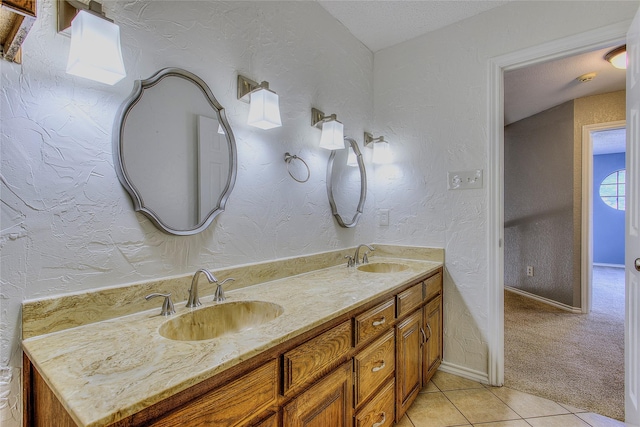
{"left": 113, "top": 67, "right": 237, "bottom": 235}
{"left": 326, "top": 137, "right": 367, "bottom": 228}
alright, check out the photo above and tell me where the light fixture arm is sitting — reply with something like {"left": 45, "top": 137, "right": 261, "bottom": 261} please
{"left": 311, "top": 108, "right": 338, "bottom": 128}
{"left": 237, "top": 75, "right": 271, "bottom": 102}
{"left": 364, "top": 132, "right": 385, "bottom": 146}
{"left": 58, "top": 0, "right": 113, "bottom": 33}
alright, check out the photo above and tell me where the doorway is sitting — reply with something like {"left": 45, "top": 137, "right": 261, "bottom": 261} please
{"left": 487, "top": 18, "right": 630, "bottom": 400}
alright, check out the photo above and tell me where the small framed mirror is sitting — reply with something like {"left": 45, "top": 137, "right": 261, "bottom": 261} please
{"left": 327, "top": 137, "right": 367, "bottom": 228}
{"left": 113, "top": 68, "right": 237, "bottom": 235}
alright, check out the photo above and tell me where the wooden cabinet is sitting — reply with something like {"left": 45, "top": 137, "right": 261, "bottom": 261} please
{"left": 423, "top": 295, "right": 443, "bottom": 384}
{"left": 282, "top": 361, "right": 353, "bottom": 427}
{"left": 354, "top": 298, "right": 395, "bottom": 346}
{"left": 24, "top": 268, "right": 444, "bottom": 427}
{"left": 282, "top": 320, "right": 352, "bottom": 396}
{"left": 395, "top": 308, "right": 423, "bottom": 421}
{"left": 354, "top": 379, "right": 395, "bottom": 427}
{"left": 354, "top": 329, "right": 395, "bottom": 407}
{"left": 148, "top": 360, "right": 278, "bottom": 427}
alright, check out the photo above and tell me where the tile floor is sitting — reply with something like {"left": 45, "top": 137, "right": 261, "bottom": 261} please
{"left": 396, "top": 371, "right": 626, "bottom": 427}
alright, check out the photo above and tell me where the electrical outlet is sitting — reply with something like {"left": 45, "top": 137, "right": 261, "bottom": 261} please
{"left": 526, "top": 266, "right": 534, "bottom": 277}
{"left": 379, "top": 209, "right": 390, "bottom": 226}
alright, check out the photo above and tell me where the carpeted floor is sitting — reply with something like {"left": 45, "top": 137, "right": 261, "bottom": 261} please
{"left": 504, "top": 266, "right": 625, "bottom": 421}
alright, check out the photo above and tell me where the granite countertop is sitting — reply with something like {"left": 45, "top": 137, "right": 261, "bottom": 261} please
{"left": 22, "top": 257, "right": 442, "bottom": 427}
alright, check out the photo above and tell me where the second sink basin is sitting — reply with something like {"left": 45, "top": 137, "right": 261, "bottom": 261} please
{"left": 357, "top": 262, "right": 410, "bottom": 273}
{"left": 159, "top": 301, "right": 284, "bottom": 341}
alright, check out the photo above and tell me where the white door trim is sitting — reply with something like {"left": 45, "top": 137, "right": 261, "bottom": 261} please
{"left": 581, "top": 120, "right": 626, "bottom": 315}
{"left": 487, "top": 21, "right": 630, "bottom": 387}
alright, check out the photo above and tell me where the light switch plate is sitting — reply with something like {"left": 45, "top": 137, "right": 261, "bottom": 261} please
{"left": 378, "top": 209, "right": 389, "bottom": 226}
{"left": 447, "top": 169, "right": 483, "bottom": 190}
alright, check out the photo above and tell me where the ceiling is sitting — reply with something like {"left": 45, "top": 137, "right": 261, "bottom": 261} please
{"left": 504, "top": 46, "right": 626, "bottom": 125}
{"left": 317, "top": 0, "right": 509, "bottom": 53}
{"left": 317, "top": 1, "right": 626, "bottom": 143}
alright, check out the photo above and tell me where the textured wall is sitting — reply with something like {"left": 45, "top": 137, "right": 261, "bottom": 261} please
{"left": 0, "top": 1, "right": 373, "bottom": 423}
{"left": 594, "top": 153, "right": 626, "bottom": 265}
{"left": 504, "top": 101, "right": 576, "bottom": 306}
{"left": 373, "top": 1, "right": 637, "bottom": 376}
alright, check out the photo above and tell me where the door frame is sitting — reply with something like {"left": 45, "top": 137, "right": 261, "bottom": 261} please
{"left": 487, "top": 20, "right": 630, "bottom": 387}
{"left": 581, "top": 120, "right": 626, "bottom": 314}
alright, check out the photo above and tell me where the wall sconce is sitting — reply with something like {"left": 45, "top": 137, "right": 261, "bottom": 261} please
{"left": 237, "top": 75, "right": 282, "bottom": 130}
{"left": 605, "top": 45, "right": 626, "bottom": 70}
{"left": 311, "top": 108, "right": 344, "bottom": 150}
{"left": 365, "top": 132, "right": 392, "bottom": 164}
{"left": 58, "top": 0, "right": 126, "bottom": 85}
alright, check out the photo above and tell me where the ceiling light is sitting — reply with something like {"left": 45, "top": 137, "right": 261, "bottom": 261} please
{"left": 237, "top": 75, "right": 282, "bottom": 130}
{"left": 311, "top": 108, "right": 344, "bottom": 150}
{"left": 604, "top": 45, "right": 626, "bottom": 70}
{"left": 61, "top": 1, "right": 126, "bottom": 85}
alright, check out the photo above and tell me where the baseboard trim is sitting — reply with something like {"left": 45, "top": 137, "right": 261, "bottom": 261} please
{"left": 438, "top": 361, "right": 490, "bottom": 385}
{"left": 593, "top": 263, "right": 625, "bottom": 269}
{"left": 505, "top": 286, "right": 582, "bottom": 313}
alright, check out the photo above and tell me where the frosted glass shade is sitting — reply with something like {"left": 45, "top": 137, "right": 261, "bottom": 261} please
{"left": 347, "top": 148, "right": 358, "bottom": 166}
{"left": 247, "top": 88, "right": 282, "bottom": 130}
{"left": 319, "top": 120, "right": 344, "bottom": 150}
{"left": 609, "top": 51, "right": 627, "bottom": 70}
{"left": 373, "top": 140, "right": 392, "bottom": 164}
{"left": 66, "top": 10, "right": 126, "bottom": 85}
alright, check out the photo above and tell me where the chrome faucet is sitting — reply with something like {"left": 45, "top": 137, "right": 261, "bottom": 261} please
{"left": 213, "top": 278, "right": 236, "bottom": 303}
{"left": 187, "top": 268, "right": 217, "bottom": 308}
{"left": 354, "top": 244, "right": 375, "bottom": 265}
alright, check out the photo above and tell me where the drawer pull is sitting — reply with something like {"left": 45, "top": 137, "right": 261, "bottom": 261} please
{"left": 426, "top": 323, "right": 433, "bottom": 339}
{"left": 420, "top": 327, "right": 427, "bottom": 344}
{"left": 371, "top": 360, "right": 386, "bottom": 372}
{"left": 372, "top": 412, "right": 386, "bottom": 427}
{"left": 371, "top": 317, "right": 386, "bottom": 327}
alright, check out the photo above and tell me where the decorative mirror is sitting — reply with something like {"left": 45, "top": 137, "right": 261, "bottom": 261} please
{"left": 113, "top": 68, "right": 237, "bottom": 235}
{"left": 327, "top": 137, "right": 367, "bottom": 228}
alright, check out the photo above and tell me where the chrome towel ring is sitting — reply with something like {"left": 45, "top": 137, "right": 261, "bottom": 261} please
{"left": 284, "top": 152, "right": 310, "bottom": 183}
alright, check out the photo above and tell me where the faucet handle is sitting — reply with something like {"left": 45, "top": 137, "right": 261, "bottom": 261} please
{"left": 345, "top": 255, "right": 355, "bottom": 268}
{"left": 214, "top": 278, "right": 235, "bottom": 303}
{"left": 363, "top": 252, "right": 370, "bottom": 264}
{"left": 145, "top": 293, "right": 175, "bottom": 316}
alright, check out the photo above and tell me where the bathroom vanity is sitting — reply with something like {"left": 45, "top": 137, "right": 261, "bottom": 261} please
{"left": 22, "top": 249, "right": 443, "bottom": 427}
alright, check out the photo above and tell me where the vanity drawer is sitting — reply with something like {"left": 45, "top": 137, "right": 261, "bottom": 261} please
{"left": 355, "top": 298, "right": 395, "bottom": 345}
{"left": 397, "top": 283, "right": 423, "bottom": 317}
{"left": 149, "top": 359, "right": 278, "bottom": 427}
{"left": 283, "top": 320, "right": 352, "bottom": 395}
{"left": 425, "top": 272, "right": 442, "bottom": 302}
{"left": 354, "top": 329, "right": 395, "bottom": 406}
{"left": 354, "top": 379, "right": 395, "bottom": 427}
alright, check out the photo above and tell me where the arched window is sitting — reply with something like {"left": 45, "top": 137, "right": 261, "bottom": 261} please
{"left": 599, "top": 169, "right": 625, "bottom": 211}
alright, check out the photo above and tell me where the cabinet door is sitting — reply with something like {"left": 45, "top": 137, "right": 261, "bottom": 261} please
{"left": 395, "top": 309, "right": 422, "bottom": 422}
{"left": 283, "top": 361, "right": 353, "bottom": 427}
{"left": 423, "top": 295, "right": 443, "bottom": 384}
